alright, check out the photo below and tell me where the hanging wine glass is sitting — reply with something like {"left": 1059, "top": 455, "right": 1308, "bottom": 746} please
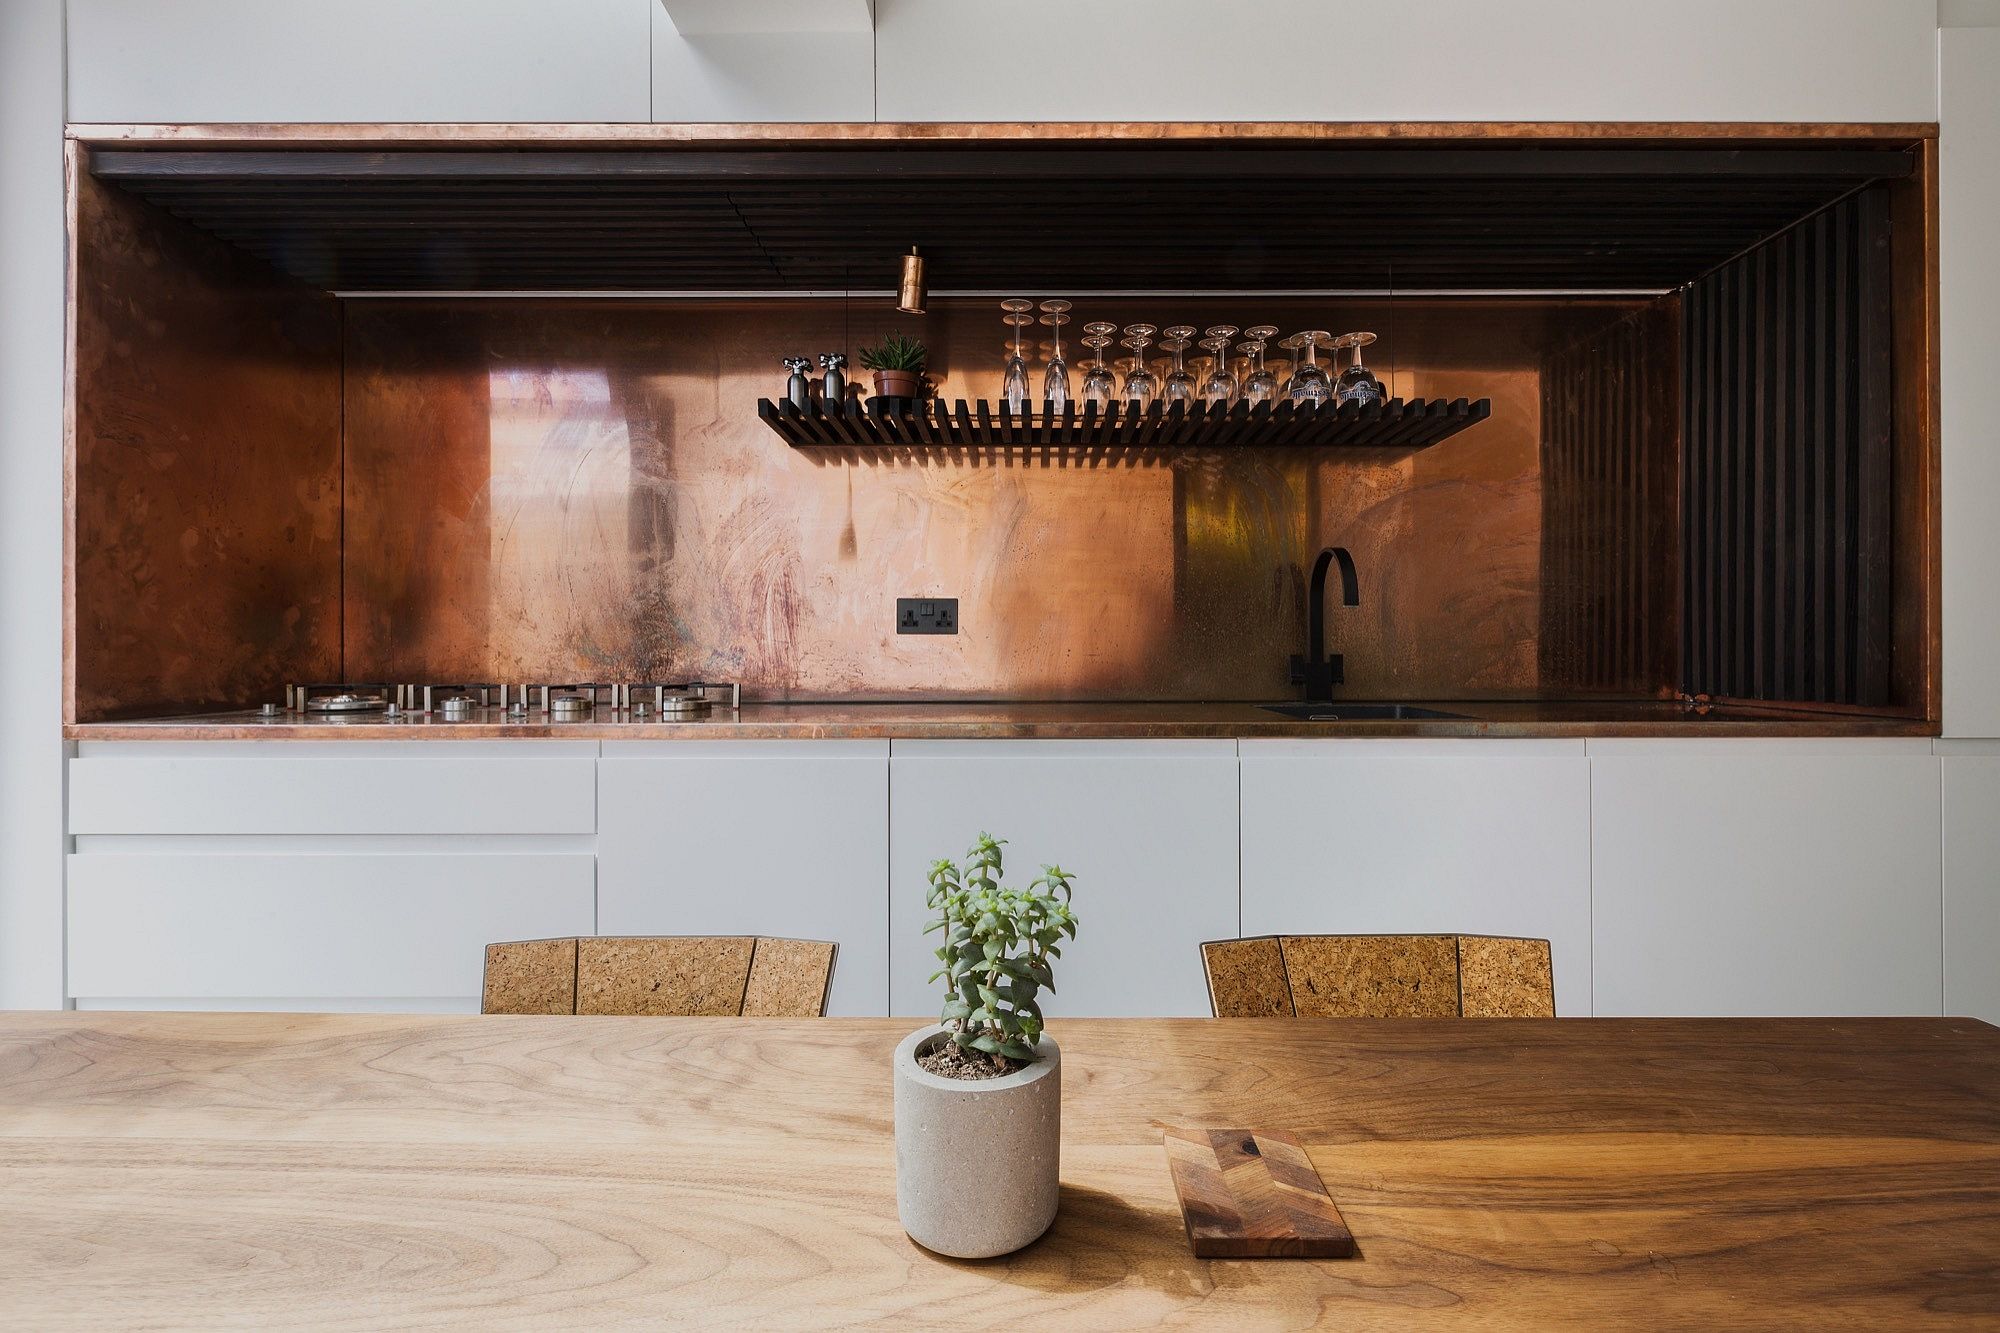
{"left": 1121, "top": 323, "right": 1159, "bottom": 409}
{"left": 1159, "top": 325, "right": 1198, "bottom": 405}
{"left": 1080, "top": 323, "right": 1119, "bottom": 406}
{"left": 1333, "top": 331, "right": 1385, "bottom": 407}
{"left": 1280, "top": 330, "right": 1335, "bottom": 406}
{"left": 1239, "top": 325, "right": 1281, "bottom": 404}
{"left": 1039, "top": 300, "right": 1072, "bottom": 410}
{"left": 1232, "top": 326, "right": 1280, "bottom": 400}
{"left": 1000, "top": 298, "right": 1035, "bottom": 411}
{"left": 1200, "top": 324, "right": 1239, "bottom": 405}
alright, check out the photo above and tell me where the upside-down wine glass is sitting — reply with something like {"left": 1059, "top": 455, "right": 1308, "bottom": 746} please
{"left": 1039, "top": 300, "right": 1072, "bottom": 410}
{"left": 1001, "top": 298, "right": 1035, "bottom": 411}
{"left": 1200, "top": 324, "right": 1240, "bottom": 405}
{"left": 1333, "top": 330, "right": 1385, "bottom": 407}
{"left": 1280, "top": 330, "right": 1335, "bottom": 405}
{"left": 1080, "top": 321, "right": 1119, "bottom": 407}
{"left": 1239, "top": 325, "right": 1281, "bottom": 404}
{"left": 1121, "top": 324, "right": 1160, "bottom": 409}
{"left": 1159, "top": 325, "right": 1199, "bottom": 405}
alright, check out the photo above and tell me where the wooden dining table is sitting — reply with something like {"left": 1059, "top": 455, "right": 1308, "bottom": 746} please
{"left": 1, "top": 1012, "right": 1996, "bottom": 1329}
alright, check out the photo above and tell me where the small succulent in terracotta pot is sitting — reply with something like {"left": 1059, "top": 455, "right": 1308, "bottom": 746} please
{"left": 896, "top": 833, "right": 1078, "bottom": 1258}
{"left": 858, "top": 332, "right": 928, "bottom": 403}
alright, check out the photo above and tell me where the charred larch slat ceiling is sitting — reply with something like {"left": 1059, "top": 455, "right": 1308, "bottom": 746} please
{"left": 88, "top": 145, "right": 1915, "bottom": 294}
{"left": 1681, "top": 187, "right": 1894, "bottom": 708}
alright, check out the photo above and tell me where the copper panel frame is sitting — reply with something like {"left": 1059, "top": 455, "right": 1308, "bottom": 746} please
{"left": 68, "top": 122, "right": 1940, "bottom": 149}
{"left": 60, "top": 120, "right": 1941, "bottom": 724}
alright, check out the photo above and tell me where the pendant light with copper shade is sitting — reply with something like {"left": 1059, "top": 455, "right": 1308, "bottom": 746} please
{"left": 896, "top": 247, "right": 927, "bottom": 315}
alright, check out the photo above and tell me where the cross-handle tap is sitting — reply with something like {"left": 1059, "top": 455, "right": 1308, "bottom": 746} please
{"left": 1290, "top": 546, "right": 1358, "bottom": 702}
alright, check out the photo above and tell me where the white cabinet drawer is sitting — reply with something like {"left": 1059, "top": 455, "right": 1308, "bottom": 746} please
{"left": 69, "top": 756, "right": 596, "bottom": 835}
{"left": 598, "top": 741, "right": 888, "bottom": 1016}
{"left": 67, "top": 852, "right": 595, "bottom": 1000}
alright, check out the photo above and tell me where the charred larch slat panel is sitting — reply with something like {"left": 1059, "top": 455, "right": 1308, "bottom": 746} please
{"left": 1680, "top": 189, "right": 1894, "bottom": 708}
{"left": 1538, "top": 302, "right": 1680, "bottom": 696}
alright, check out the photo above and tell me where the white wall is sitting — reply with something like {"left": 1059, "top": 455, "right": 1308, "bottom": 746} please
{"left": 1942, "top": 748, "right": 2000, "bottom": 1020}
{"left": 0, "top": 0, "right": 67, "bottom": 1009}
{"left": 1941, "top": 19, "right": 2000, "bottom": 738}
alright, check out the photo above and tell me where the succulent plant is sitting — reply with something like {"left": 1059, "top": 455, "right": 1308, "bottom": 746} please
{"left": 858, "top": 332, "right": 928, "bottom": 373}
{"left": 925, "top": 833, "right": 1077, "bottom": 1064}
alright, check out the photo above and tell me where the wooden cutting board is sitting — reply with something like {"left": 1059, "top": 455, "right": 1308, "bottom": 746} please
{"left": 1163, "top": 1126, "right": 1356, "bottom": 1259}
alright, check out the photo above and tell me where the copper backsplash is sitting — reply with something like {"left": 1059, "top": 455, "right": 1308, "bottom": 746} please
{"left": 341, "top": 296, "right": 1674, "bottom": 701}
{"left": 69, "top": 159, "right": 342, "bottom": 722}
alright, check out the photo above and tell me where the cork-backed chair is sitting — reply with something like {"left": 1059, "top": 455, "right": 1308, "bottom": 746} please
{"left": 481, "top": 936, "right": 838, "bottom": 1017}
{"left": 1200, "top": 934, "right": 1554, "bottom": 1018}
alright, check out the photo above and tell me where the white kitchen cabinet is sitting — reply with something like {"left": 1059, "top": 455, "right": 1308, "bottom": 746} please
{"left": 1238, "top": 739, "right": 1593, "bottom": 1015}
{"left": 65, "top": 0, "right": 653, "bottom": 124}
{"left": 1942, "top": 24, "right": 2000, "bottom": 739}
{"left": 70, "top": 746, "right": 597, "bottom": 835}
{"left": 1943, "top": 749, "right": 2000, "bottom": 1024}
{"left": 66, "top": 850, "right": 595, "bottom": 1005}
{"left": 1591, "top": 741, "right": 1943, "bottom": 1017}
{"left": 597, "top": 741, "right": 890, "bottom": 1016}
{"left": 652, "top": 18, "right": 873, "bottom": 123}
{"left": 874, "top": 0, "right": 1936, "bottom": 124}
{"left": 888, "top": 740, "right": 1238, "bottom": 1019}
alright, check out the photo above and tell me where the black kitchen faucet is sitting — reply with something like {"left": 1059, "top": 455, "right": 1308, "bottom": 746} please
{"left": 1290, "top": 546, "right": 1358, "bottom": 703}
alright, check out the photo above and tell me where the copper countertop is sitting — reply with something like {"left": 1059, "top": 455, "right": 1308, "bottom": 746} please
{"left": 65, "top": 699, "right": 1937, "bottom": 741}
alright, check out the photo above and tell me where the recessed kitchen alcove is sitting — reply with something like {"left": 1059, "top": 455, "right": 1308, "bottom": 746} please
{"left": 63, "top": 125, "right": 1938, "bottom": 729}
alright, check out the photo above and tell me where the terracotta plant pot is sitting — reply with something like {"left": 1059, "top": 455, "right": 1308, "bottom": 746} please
{"left": 872, "top": 369, "right": 921, "bottom": 401}
{"left": 894, "top": 1025, "right": 1061, "bottom": 1258}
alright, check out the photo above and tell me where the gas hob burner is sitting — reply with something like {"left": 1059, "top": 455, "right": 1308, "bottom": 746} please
{"left": 417, "top": 683, "right": 506, "bottom": 719}
{"left": 531, "top": 682, "right": 611, "bottom": 720}
{"left": 276, "top": 680, "right": 743, "bottom": 722}
{"left": 289, "top": 683, "right": 400, "bottom": 714}
{"left": 626, "top": 681, "right": 742, "bottom": 718}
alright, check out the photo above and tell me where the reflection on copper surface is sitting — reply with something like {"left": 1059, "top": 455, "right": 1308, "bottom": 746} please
{"left": 342, "top": 296, "right": 1666, "bottom": 701}
{"left": 69, "top": 162, "right": 341, "bottom": 722}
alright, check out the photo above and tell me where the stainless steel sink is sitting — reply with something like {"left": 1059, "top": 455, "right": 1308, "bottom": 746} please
{"left": 1260, "top": 702, "right": 1472, "bottom": 721}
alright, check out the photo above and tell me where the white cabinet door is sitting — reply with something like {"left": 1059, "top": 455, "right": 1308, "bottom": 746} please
{"left": 598, "top": 741, "right": 889, "bottom": 1016}
{"left": 1942, "top": 25, "right": 2000, "bottom": 739}
{"left": 1943, "top": 751, "right": 2000, "bottom": 1024}
{"left": 66, "top": 0, "right": 653, "bottom": 124}
{"left": 875, "top": 0, "right": 1936, "bottom": 124}
{"left": 888, "top": 740, "right": 1238, "bottom": 1019}
{"left": 1238, "top": 739, "right": 1592, "bottom": 1015}
{"left": 1591, "top": 741, "right": 1943, "bottom": 1017}
{"left": 652, "top": 13, "right": 873, "bottom": 122}
{"left": 66, "top": 851, "right": 595, "bottom": 1004}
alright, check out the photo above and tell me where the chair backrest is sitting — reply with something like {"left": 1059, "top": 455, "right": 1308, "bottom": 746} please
{"left": 1201, "top": 934, "right": 1554, "bottom": 1018}
{"left": 482, "top": 936, "right": 837, "bottom": 1017}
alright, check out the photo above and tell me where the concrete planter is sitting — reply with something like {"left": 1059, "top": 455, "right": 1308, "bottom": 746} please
{"left": 893, "top": 1025, "right": 1061, "bottom": 1258}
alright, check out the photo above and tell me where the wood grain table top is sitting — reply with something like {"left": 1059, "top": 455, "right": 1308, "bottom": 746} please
{"left": 1, "top": 1013, "right": 1996, "bottom": 1330}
